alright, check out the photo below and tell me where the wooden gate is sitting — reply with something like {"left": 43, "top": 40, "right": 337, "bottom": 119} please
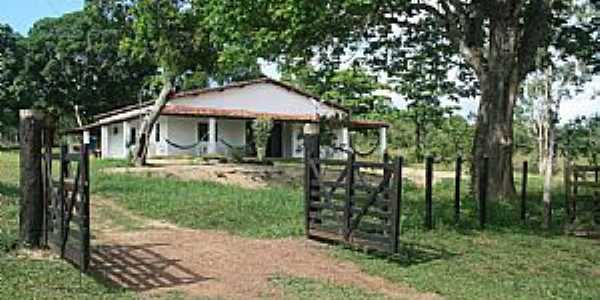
{"left": 565, "top": 162, "right": 600, "bottom": 225}
{"left": 42, "top": 141, "right": 91, "bottom": 272}
{"left": 304, "top": 136, "right": 402, "bottom": 253}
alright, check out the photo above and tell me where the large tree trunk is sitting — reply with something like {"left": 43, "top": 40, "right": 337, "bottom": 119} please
{"left": 471, "top": 15, "right": 520, "bottom": 201}
{"left": 537, "top": 120, "right": 545, "bottom": 174}
{"left": 472, "top": 74, "right": 518, "bottom": 200}
{"left": 542, "top": 118, "right": 554, "bottom": 229}
{"left": 542, "top": 66, "right": 557, "bottom": 229}
{"left": 132, "top": 76, "right": 174, "bottom": 166}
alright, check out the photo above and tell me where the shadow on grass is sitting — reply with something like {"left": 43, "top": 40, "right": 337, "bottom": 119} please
{"left": 310, "top": 234, "right": 457, "bottom": 267}
{"left": 89, "top": 243, "right": 212, "bottom": 292}
{"left": 387, "top": 241, "right": 457, "bottom": 267}
{"left": 0, "top": 182, "right": 19, "bottom": 199}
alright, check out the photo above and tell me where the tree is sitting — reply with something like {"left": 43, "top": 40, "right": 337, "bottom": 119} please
{"left": 525, "top": 55, "right": 591, "bottom": 227}
{"left": 561, "top": 115, "right": 600, "bottom": 164}
{"left": 282, "top": 65, "right": 393, "bottom": 118}
{"left": 3, "top": 5, "right": 156, "bottom": 134}
{"left": 208, "top": 0, "right": 599, "bottom": 200}
{"left": 0, "top": 24, "right": 23, "bottom": 139}
{"left": 119, "top": 0, "right": 219, "bottom": 166}
{"left": 388, "top": 16, "right": 465, "bottom": 162}
{"left": 252, "top": 117, "right": 274, "bottom": 161}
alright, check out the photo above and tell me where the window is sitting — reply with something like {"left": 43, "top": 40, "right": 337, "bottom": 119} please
{"left": 198, "top": 123, "right": 209, "bottom": 142}
{"left": 129, "top": 127, "right": 136, "bottom": 145}
{"left": 155, "top": 123, "right": 160, "bottom": 142}
{"left": 112, "top": 127, "right": 119, "bottom": 135}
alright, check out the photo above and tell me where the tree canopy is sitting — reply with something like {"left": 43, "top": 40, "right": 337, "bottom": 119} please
{"left": 0, "top": 24, "right": 23, "bottom": 135}
{"left": 206, "top": 0, "right": 600, "bottom": 199}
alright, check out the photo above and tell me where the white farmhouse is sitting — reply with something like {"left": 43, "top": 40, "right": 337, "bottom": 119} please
{"left": 80, "top": 78, "right": 388, "bottom": 160}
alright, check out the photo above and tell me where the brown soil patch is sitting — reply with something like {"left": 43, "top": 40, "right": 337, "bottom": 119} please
{"left": 92, "top": 229, "right": 439, "bottom": 300}
{"left": 90, "top": 198, "right": 441, "bottom": 300}
{"left": 103, "top": 163, "right": 298, "bottom": 189}
{"left": 103, "top": 160, "right": 459, "bottom": 189}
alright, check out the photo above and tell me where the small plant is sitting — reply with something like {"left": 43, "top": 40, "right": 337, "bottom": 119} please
{"left": 252, "top": 117, "right": 273, "bottom": 161}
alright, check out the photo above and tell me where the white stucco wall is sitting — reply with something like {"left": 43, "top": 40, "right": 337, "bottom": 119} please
{"left": 217, "top": 119, "right": 246, "bottom": 155}
{"left": 106, "top": 123, "right": 125, "bottom": 159}
{"left": 100, "top": 118, "right": 349, "bottom": 160}
{"left": 165, "top": 116, "right": 200, "bottom": 156}
{"left": 170, "top": 83, "right": 344, "bottom": 118}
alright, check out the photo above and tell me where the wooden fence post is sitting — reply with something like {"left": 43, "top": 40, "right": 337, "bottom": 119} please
{"left": 454, "top": 156, "right": 462, "bottom": 224}
{"left": 479, "top": 156, "right": 489, "bottom": 229}
{"left": 564, "top": 159, "right": 572, "bottom": 224}
{"left": 425, "top": 156, "right": 434, "bottom": 230}
{"left": 59, "top": 145, "right": 67, "bottom": 246}
{"left": 344, "top": 153, "right": 355, "bottom": 242}
{"left": 391, "top": 157, "right": 403, "bottom": 254}
{"left": 19, "top": 109, "right": 44, "bottom": 248}
{"left": 521, "top": 161, "right": 528, "bottom": 222}
{"left": 303, "top": 124, "right": 320, "bottom": 238}
{"left": 80, "top": 142, "right": 90, "bottom": 272}
{"left": 573, "top": 167, "right": 579, "bottom": 223}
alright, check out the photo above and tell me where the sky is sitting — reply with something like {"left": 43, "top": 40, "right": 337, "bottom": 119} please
{"left": 0, "top": 0, "right": 83, "bottom": 35}
{"left": 1, "top": 0, "right": 599, "bottom": 123}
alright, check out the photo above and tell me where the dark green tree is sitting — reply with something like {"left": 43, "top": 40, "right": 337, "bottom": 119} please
{"left": 208, "top": 0, "right": 599, "bottom": 199}
{"left": 119, "top": 0, "right": 220, "bottom": 165}
{"left": 0, "top": 24, "right": 24, "bottom": 139}
{"left": 8, "top": 5, "right": 155, "bottom": 131}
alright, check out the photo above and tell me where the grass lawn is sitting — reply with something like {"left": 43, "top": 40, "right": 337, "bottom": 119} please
{"left": 93, "top": 160, "right": 304, "bottom": 238}
{"left": 269, "top": 275, "right": 391, "bottom": 300}
{"left": 92, "top": 158, "right": 600, "bottom": 300}
{"left": 2, "top": 151, "right": 600, "bottom": 299}
{"left": 0, "top": 151, "right": 139, "bottom": 299}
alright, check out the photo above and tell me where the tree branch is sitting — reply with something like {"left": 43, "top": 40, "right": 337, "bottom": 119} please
{"left": 518, "top": 0, "right": 551, "bottom": 79}
{"left": 406, "top": 1, "right": 486, "bottom": 75}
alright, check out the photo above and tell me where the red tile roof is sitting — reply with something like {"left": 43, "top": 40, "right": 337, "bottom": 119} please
{"left": 68, "top": 77, "right": 388, "bottom": 132}
{"left": 350, "top": 119, "right": 390, "bottom": 129}
{"left": 93, "top": 77, "right": 348, "bottom": 121}
{"left": 161, "top": 105, "right": 318, "bottom": 122}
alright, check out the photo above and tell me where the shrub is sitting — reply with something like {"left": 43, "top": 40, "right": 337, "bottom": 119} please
{"left": 252, "top": 117, "right": 273, "bottom": 161}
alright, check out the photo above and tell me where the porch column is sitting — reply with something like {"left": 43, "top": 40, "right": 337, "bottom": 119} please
{"left": 101, "top": 126, "right": 109, "bottom": 159}
{"left": 342, "top": 127, "right": 350, "bottom": 158}
{"left": 208, "top": 117, "right": 217, "bottom": 154}
{"left": 379, "top": 126, "right": 387, "bottom": 158}
{"left": 122, "top": 121, "right": 130, "bottom": 158}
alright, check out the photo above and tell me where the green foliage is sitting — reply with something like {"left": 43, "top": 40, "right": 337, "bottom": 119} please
{"left": 0, "top": 151, "right": 19, "bottom": 253}
{"left": 0, "top": 7, "right": 156, "bottom": 132}
{"left": 120, "top": 0, "right": 216, "bottom": 79}
{"left": 25, "top": 11, "right": 151, "bottom": 115}
{"left": 282, "top": 65, "right": 393, "bottom": 117}
{"left": 382, "top": 109, "right": 472, "bottom": 163}
{"left": 425, "top": 115, "right": 474, "bottom": 162}
{"left": 252, "top": 117, "right": 274, "bottom": 161}
{"left": 560, "top": 115, "right": 600, "bottom": 164}
{"left": 0, "top": 24, "right": 23, "bottom": 137}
